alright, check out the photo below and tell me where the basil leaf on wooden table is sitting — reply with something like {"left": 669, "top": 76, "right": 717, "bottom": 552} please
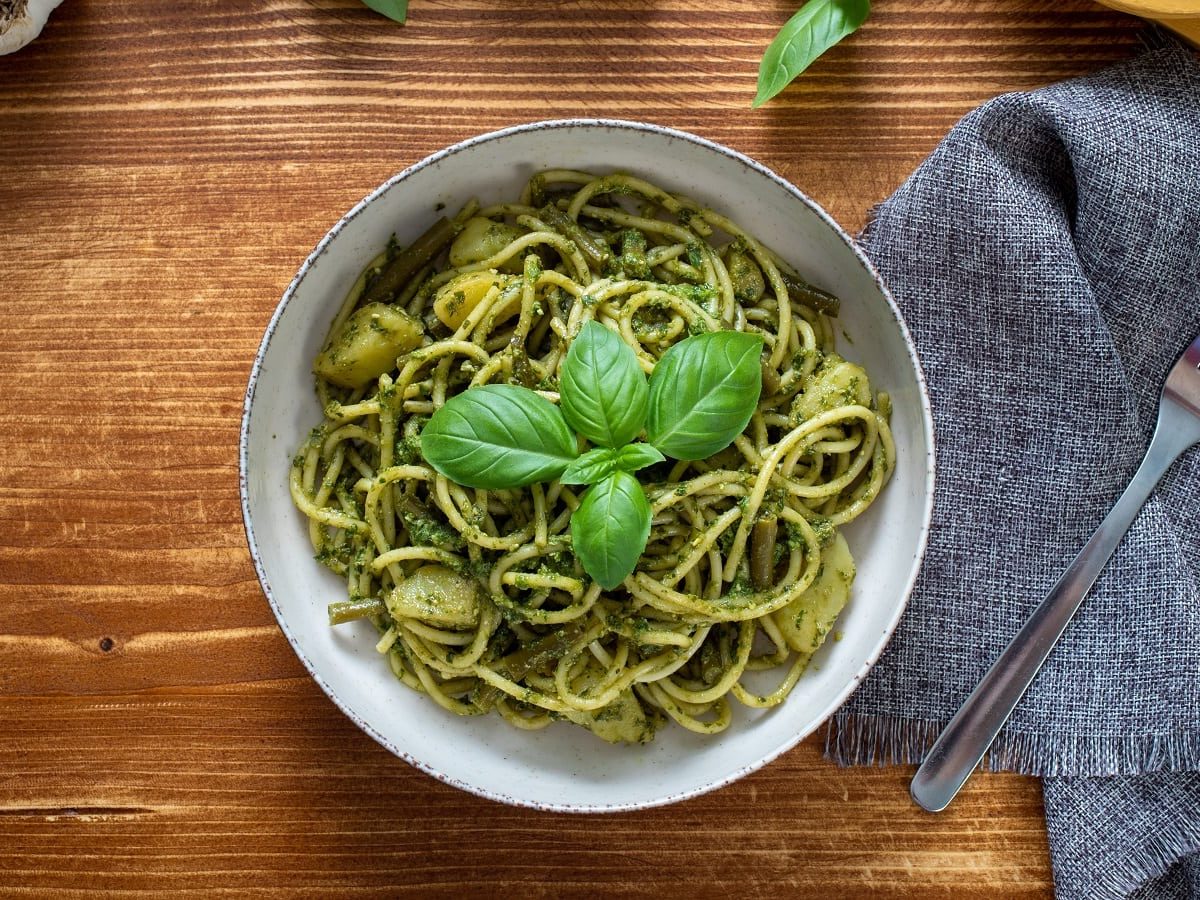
{"left": 420, "top": 384, "right": 577, "bottom": 489}
{"left": 613, "top": 443, "right": 665, "bottom": 474}
{"left": 646, "top": 331, "right": 764, "bottom": 460}
{"left": 753, "top": 0, "right": 871, "bottom": 108}
{"left": 360, "top": 0, "right": 409, "bottom": 23}
{"left": 559, "top": 321, "right": 649, "bottom": 448}
{"left": 571, "top": 471, "right": 652, "bottom": 591}
{"left": 560, "top": 447, "right": 618, "bottom": 486}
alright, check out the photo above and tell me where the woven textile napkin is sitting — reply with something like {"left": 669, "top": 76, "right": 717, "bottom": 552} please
{"left": 824, "top": 35, "right": 1200, "bottom": 899}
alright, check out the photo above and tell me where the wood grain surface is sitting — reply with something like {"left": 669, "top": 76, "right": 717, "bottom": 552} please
{"left": 0, "top": 1, "right": 1146, "bottom": 895}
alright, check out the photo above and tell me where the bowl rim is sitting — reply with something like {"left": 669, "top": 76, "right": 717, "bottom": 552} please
{"left": 239, "top": 117, "right": 936, "bottom": 813}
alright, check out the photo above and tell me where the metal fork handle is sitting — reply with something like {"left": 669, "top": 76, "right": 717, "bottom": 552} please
{"left": 910, "top": 402, "right": 1199, "bottom": 812}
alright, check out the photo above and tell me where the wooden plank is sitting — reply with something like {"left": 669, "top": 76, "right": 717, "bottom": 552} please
{"left": 0, "top": 685, "right": 1051, "bottom": 897}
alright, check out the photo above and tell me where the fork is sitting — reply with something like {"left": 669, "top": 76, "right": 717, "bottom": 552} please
{"left": 910, "top": 333, "right": 1200, "bottom": 812}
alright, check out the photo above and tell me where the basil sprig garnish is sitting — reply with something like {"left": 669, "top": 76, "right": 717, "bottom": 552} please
{"left": 421, "top": 321, "right": 763, "bottom": 589}
{"left": 419, "top": 384, "right": 577, "bottom": 490}
{"left": 571, "top": 470, "right": 652, "bottom": 592}
{"left": 645, "top": 330, "right": 765, "bottom": 460}
{"left": 560, "top": 443, "right": 665, "bottom": 487}
{"left": 612, "top": 443, "right": 666, "bottom": 474}
{"left": 560, "top": 319, "right": 649, "bottom": 448}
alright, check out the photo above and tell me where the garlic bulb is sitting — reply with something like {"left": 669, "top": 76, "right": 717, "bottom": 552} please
{"left": 0, "top": 0, "right": 64, "bottom": 56}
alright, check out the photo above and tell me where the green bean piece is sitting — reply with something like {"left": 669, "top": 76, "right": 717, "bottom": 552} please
{"left": 779, "top": 269, "right": 841, "bottom": 316}
{"left": 538, "top": 203, "right": 611, "bottom": 270}
{"left": 362, "top": 216, "right": 459, "bottom": 305}
{"left": 749, "top": 518, "right": 779, "bottom": 590}
{"left": 471, "top": 619, "right": 590, "bottom": 712}
{"left": 328, "top": 596, "right": 386, "bottom": 625}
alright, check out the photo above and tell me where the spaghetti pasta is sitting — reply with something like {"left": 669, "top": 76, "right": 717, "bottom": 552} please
{"left": 290, "top": 170, "right": 895, "bottom": 742}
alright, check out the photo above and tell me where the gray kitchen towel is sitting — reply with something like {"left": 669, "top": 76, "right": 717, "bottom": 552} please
{"left": 823, "top": 34, "right": 1200, "bottom": 900}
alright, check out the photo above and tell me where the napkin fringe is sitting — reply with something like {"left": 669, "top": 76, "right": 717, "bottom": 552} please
{"left": 825, "top": 712, "right": 1200, "bottom": 776}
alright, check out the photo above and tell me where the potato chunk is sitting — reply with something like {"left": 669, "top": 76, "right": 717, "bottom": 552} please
{"left": 386, "top": 565, "right": 481, "bottom": 629}
{"left": 448, "top": 217, "right": 525, "bottom": 269}
{"left": 791, "top": 353, "right": 871, "bottom": 424}
{"left": 771, "top": 531, "right": 855, "bottom": 655}
{"left": 563, "top": 687, "right": 659, "bottom": 744}
{"left": 433, "top": 270, "right": 517, "bottom": 330}
{"left": 313, "top": 303, "right": 423, "bottom": 389}
{"left": 725, "top": 247, "right": 765, "bottom": 302}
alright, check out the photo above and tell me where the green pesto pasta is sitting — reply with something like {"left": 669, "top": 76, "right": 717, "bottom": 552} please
{"left": 289, "top": 169, "right": 895, "bottom": 743}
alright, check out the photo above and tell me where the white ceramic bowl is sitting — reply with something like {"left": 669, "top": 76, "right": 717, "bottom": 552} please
{"left": 240, "top": 119, "right": 934, "bottom": 812}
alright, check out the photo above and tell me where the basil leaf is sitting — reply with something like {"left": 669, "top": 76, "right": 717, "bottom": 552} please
{"left": 613, "top": 443, "right": 665, "bottom": 474}
{"left": 560, "top": 447, "right": 618, "bottom": 486}
{"left": 360, "top": 0, "right": 409, "bottom": 23}
{"left": 560, "top": 321, "right": 649, "bottom": 448}
{"left": 646, "top": 331, "right": 764, "bottom": 461}
{"left": 420, "top": 384, "right": 577, "bottom": 489}
{"left": 571, "top": 471, "right": 651, "bottom": 590}
{"left": 752, "top": 0, "right": 870, "bottom": 108}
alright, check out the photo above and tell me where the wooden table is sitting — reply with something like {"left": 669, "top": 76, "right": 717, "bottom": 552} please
{"left": 0, "top": 1, "right": 1143, "bottom": 895}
